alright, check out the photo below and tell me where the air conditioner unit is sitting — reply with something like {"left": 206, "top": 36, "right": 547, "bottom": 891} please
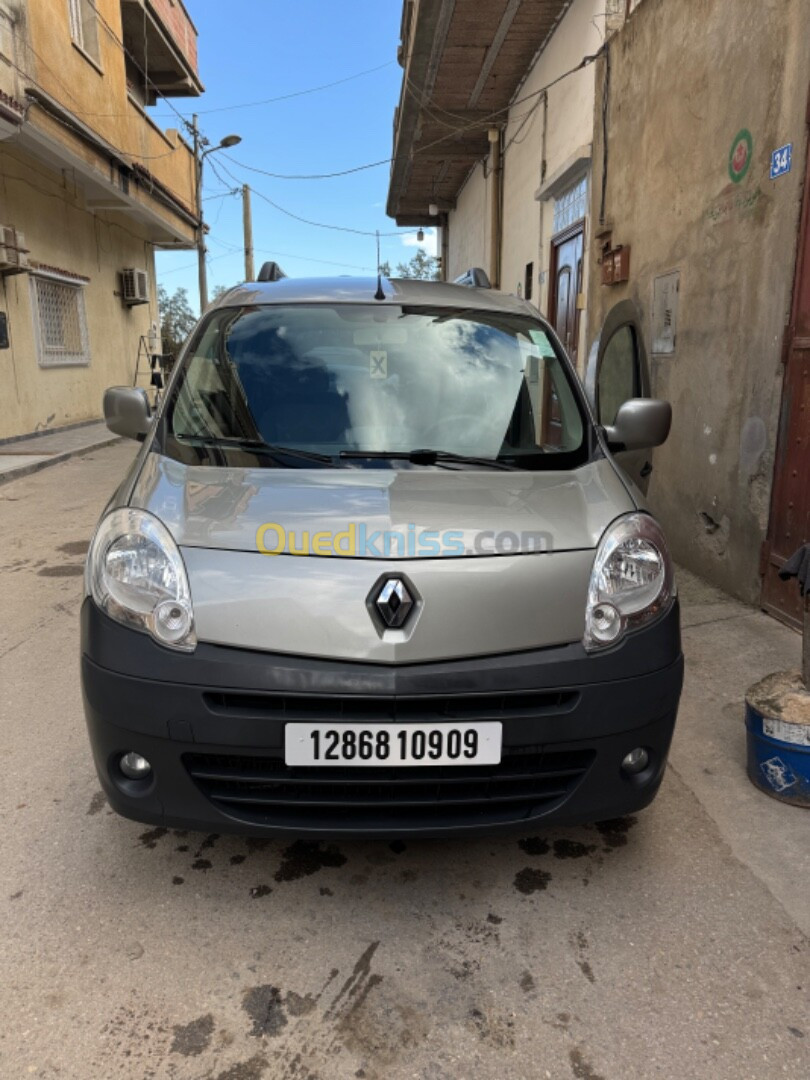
{"left": 121, "top": 268, "right": 149, "bottom": 306}
{"left": 0, "top": 225, "right": 30, "bottom": 273}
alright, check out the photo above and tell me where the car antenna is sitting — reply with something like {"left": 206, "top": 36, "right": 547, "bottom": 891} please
{"left": 374, "top": 230, "right": 386, "bottom": 301}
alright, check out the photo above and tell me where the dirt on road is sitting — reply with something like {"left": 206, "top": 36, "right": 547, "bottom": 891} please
{"left": 1, "top": 444, "right": 807, "bottom": 1080}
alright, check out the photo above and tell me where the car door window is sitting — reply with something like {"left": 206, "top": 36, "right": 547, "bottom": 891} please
{"left": 597, "top": 325, "right": 639, "bottom": 425}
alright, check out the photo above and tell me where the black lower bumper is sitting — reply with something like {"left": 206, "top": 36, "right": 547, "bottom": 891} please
{"left": 80, "top": 598, "right": 683, "bottom": 838}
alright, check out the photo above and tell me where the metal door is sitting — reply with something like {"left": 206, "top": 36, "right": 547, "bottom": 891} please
{"left": 761, "top": 126, "right": 810, "bottom": 628}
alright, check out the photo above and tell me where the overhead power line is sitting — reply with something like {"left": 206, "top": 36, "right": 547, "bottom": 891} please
{"left": 213, "top": 49, "right": 605, "bottom": 185}
{"left": 221, "top": 153, "right": 393, "bottom": 182}
{"left": 213, "top": 157, "right": 408, "bottom": 238}
{"left": 154, "top": 60, "right": 396, "bottom": 117}
{"left": 158, "top": 244, "right": 376, "bottom": 276}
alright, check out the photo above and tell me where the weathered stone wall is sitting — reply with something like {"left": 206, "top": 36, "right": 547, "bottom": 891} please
{"left": 586, "top": 0, "right": 810, "bottom": 604}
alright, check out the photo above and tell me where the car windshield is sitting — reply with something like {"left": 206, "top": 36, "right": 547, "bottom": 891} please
{"left": 164, "top": 304, "right": 587, "bottom": 469}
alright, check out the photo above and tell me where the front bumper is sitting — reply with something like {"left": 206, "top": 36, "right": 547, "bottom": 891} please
{"left": 80, "top": 598, "right": 683, "bottom": 838}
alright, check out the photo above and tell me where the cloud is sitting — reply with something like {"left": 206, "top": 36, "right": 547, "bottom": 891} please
{"left": 401, "top": 228, "right": 439, "bottom": 256}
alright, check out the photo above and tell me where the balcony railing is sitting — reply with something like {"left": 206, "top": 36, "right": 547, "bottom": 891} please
{"left": 120, "top": 0, "right": 203, "bottom": 101}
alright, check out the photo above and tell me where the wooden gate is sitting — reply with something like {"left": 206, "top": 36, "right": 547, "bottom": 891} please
{"left": 761, "top": 112, "right": 810, "bottom": 628}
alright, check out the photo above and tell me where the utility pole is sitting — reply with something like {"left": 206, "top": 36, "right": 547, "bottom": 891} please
{"left": 191, "top": 118, "right": 242, "bottom": 312}
{"left": 192, "top": 113, "right": 208, "bottom": 312}
{"left": 242, "top": 184, "right": 255, "bottom": 282}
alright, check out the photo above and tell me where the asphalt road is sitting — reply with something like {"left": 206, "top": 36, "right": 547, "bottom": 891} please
{"left": 1, "top": 443, "right": 808, "bottom": 1080}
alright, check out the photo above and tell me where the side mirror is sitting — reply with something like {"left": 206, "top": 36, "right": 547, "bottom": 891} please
{"left": 103, "top": 386, "right": 153, "bottom": 441}
{"left": 604, "top": 398, "right": 671, "bottom": 452}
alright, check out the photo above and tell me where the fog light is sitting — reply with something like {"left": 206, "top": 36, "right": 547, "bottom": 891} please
{"left": 588, "top": 602, "right": 622, "bottom": 644}
{"left": 622, "top": 747, "right": 649, "bottom": 775}
{"left": 153, "top": 599, "right": 193, "bottom": 645}
{"left": 120, "top": 752, "right": 152, "bottom": 780}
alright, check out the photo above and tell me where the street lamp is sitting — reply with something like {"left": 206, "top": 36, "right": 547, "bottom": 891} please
{"left": 191, "top": 115, "right": 242, "bottom": 311}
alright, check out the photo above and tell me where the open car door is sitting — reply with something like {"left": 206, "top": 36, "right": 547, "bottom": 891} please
{"left": 584, "top": 300, "right": 655, "bottom": 494}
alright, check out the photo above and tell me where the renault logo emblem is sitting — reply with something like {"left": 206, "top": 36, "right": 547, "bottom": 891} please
{"left": 371, "top": 577, "right": 414, "bottom": 629}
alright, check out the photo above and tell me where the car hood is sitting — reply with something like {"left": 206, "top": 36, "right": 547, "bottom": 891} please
{"left": 128, "top": 453, "right": 635, "bottom": 557}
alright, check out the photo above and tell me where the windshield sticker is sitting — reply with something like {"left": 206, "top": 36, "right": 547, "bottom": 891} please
{"left": 529, "top": 329, "right": 557, "bottom": 358}
{"left": 369, "top": 350, "right": 388, "bottom": 378}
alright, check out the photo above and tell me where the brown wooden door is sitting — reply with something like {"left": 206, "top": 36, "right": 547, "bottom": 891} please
{"left": 549, "top": 223, "right": 584, "bottom": 365}
{"left": 761, "top": 126, "right": 810, "bottom": 628}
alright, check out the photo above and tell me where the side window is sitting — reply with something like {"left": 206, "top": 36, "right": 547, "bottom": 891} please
{"left": 597, "top": 325, "right": 639, "bottom": 425}
{"left": 68, "top": 0, "right": 101, "bottom": 65}
{"left": 0, "top": 10, "right": 14, "bottom": 66}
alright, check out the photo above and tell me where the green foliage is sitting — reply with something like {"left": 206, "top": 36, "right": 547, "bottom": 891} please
{"left": 380, "top": 248, "right": 440, "bottom": 281}
{"left": 157, "top": 285, "right": 197, "bottom": 358}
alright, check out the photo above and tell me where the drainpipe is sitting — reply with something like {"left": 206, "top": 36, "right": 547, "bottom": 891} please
{"left": 488, "top": 127, "right": 502, "bottom": 288}
{"left": 440, "top": 214, "right": 449, "bottom": 281}
{"left": 536, "top": 92, "right": 548, "bottom": 311}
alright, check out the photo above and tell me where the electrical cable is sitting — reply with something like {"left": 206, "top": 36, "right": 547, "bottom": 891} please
{"left": 203, "top": 190, "right": 240, "bottom": 202}
{"left": 599, "top": 42, "right": 610, "bottom": 225}
{"left": 160, "top": 243, "right": 376, "bottom": 276}
{"left": 153, "top": 60, "right": 396, "bottom": 117}
{"left": 219, "top": 49, "right": 605, "bottom": 185}
{"left": 212, "top": 157, "right": 410, "bottom": 238}
{"left": 91, "top": 4, "right": 190, "bottom": 129}
{"left": 5, "top": 57, "right": 182, "bottom": 160}
{"left": 220, "top": 153, "right": 393, "bottom": 182}
{"left": 159, "top": 251, "right": 233, "bottom": 276}
{"left": 402, "top": 48, "right": 605, "bottom": 155}
{"left": 18, "top": 13, "right": 606, "bottom": 248}
{"left": 205, "top": 154, "right": 239, "bottom": 195}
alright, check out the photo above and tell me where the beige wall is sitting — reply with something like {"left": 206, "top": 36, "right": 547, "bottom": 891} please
{"left": 586, "top": 0, "right": 810, "bottom": 604}
{"left": 24, "top": 0, "right": 196, "bottom": 216}
{"left": 0, "top": 144, "right": 158, "bottom": 440}
{"left": 447, "top": 0, "right": 605, "bottom": 361}
{"left": 450, "top": 163, "right": 490, "bottom": 281}
{"left": 0, "top": 0, "right": 201, "bottom": 439}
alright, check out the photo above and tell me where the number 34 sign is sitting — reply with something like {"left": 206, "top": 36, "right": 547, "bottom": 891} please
{"left": 770, "top": 143, "right": 792, "bottom": 180}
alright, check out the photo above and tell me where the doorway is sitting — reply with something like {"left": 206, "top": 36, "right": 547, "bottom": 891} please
{"left": 761, "top": 129, "right": 810, "bottom": 628}
{"left": 549, "top": 222, "right": 584, "bottom": 366}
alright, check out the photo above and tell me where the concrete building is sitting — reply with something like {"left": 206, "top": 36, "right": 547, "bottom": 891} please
{"left": 387, "top": 0, "right": 605, "bottom": 369}
{"left": 388, "top": 0, "right": 810, "bottom": 628}
{"left": 585, "top": 0, "right": 810, "bottom": 625}
{"left": 0, "top": 0, "right": 201, "bottom": 441}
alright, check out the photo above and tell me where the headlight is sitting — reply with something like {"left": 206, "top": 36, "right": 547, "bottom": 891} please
{"left": 584, "top": 513, "right": 674, "bottom": 651}
{"left": 86, "top": 508, "right": 196, "bottom": 652}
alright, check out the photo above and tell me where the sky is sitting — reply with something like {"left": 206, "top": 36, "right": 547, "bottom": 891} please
{"left": 152, "top": 1, "right": 437, "bottom": 311}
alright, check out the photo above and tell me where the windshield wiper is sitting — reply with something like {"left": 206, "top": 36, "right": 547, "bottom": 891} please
{"left": 178, "top": 435, "right": 334, "bottom": 464}
{"left": 338, "top": 449, "right": 519, "bottom": 471}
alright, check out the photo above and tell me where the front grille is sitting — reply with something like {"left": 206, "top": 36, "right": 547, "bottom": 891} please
{"left": 203, "top": 688, "right": 579, "bottom": 722}
{"left": 184, "top": 745, "right": 595, "bottom": 830}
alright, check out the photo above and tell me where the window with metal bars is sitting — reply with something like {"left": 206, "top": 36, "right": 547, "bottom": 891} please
{"left": 67, "top": 0, "right": 100, "bottom": 64}
{"left": 30, "top": 274, "right": 91, "bottom": 368}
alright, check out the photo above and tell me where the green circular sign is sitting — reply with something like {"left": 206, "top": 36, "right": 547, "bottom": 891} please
{"left": 729, "top": 129, "right": 753, "bottom": 183}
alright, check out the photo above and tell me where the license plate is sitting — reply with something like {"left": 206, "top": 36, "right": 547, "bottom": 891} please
{"left": 284, "top": 722, "right": 502, "bottom": 767}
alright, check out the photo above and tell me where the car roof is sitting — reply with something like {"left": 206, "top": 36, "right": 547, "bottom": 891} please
{"left": 208, "top": 275, "right": 542, "bottom": 319}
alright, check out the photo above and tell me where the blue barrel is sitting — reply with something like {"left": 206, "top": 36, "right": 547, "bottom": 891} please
{"left": 745, "top": 672, "right": 810, "bottom": 808}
